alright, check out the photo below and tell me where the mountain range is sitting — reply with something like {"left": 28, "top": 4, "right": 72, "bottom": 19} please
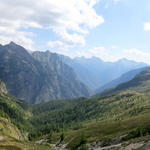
{"left": 96, "top": 66, "right": 148, "bottom": 93}
{"left": 100, "top": 67, "right": 150, "bottom": 96}
{"left": 0, "top": 42, "right": 148, "bottom": 104}
{"left": 0, "top": 42, "right": 91, "bottom": 104}
{"left": 59, "top": 55, "right": 147, "bottom": 91}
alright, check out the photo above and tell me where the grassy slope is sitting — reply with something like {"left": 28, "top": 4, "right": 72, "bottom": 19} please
{"left": 0, "top": 93, "right": 53, "bottom": 149}
{"left": 0, "top": 93, "right": 32, "bottom": 132}
{"left": 0, "top": 136, "right": 53, "bottom": 150}
{"left": 63, "top": 91, "right": 150, "bottom": 149}
{"left": 65, "top": 113, "right": 150, "bottom": 149}
{"left": 2, "top": 87, "right": 149, "bottom": 149}
{"left": 30, "top": 90, "right": 150, "bottom": 149}
{"left": 2, "top": 68, "right": 150, "bottom": 149}
{"left": 1, "top": 91, "right": 150, "bottom": 149}
{"left": 31, "top": 91, "right": 150, "bottom": 131}
{"left": 0, "top": 117, "right": 22, "bottom": 140}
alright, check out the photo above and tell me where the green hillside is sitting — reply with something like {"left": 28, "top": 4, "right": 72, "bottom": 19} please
{"left": 0, "top": 94, "right": 31, "bottom": 133}
{"left": 1, "top": 68, "right": 150, "bottom": 149}
{"left": 30, "top": 91, "right": 150, "bottom": 128}
{"left": 100, "top": 68, "right": 150, "bottom": 96}
{"left": 0, "top": 82, "right": 53, "bottom": 149}
{"left": 29, "top": 66, "right": 150, "bottom": 149}
{"left": 28, "top": 90, "right": 150, "bottom": 149}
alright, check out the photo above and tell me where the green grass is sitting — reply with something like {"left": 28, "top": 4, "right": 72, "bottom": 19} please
{"left": 0, "top": 93, "right": 32, "bottom": 132}
{"left": 0, "top": 145, "right": 21, "bottom": 150}
{"left": 65, "top": 112, "right": 150, "bottom": 149}
{"left": 0, "top": 136, "right": 53, "bottom": 150}
{"left": 29, "top": 91, "right": 150, "bottom": 138}
{"left": 2, "top": 82, "right": 150, "bottom": 149}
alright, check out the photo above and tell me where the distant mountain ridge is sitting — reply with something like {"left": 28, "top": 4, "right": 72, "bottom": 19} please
{"left": 96, "top": 67, "right": 148, "bottom": 93}
{"left": 0, "top": 42, "right": 91, "bottom": 104}
{"left": 59, "top": 55, "right": 147, "bottom": 91}
{"left": 99, "top": 67, "right": 150, "bottom": 96}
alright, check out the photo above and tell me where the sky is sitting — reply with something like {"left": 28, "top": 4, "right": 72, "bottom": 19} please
{"left": 0, "top": 0, "right": 150, "bottom": 64}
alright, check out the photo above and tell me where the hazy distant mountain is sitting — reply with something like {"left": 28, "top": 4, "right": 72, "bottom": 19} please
{"left": 96, "top": 67, "right": 148, "bottom": 93}
{"left": 59, "top": 55, "right": 147, "bottom": 91}
{"left": 0, "top": 42, "right": 91, "bottom": 104}
{"left": 99, "top": 67, "right": 150, "bottom": 96}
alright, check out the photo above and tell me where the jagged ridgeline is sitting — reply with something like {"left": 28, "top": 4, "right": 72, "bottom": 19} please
{"left": 59, "top": 55, "right": 147, "bottom": 91}
{"left": 0, "top": 42, "right": 91, "bottom": 104}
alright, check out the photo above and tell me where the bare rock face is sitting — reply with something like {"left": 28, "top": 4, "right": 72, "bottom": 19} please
{"left": 0, "top": 80, "right": 8, "bottom": 94}
{"left": 32, "top": 51, "right": 92, "bottom": 104}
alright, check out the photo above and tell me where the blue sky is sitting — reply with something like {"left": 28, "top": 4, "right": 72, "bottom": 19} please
{"left": 0, "top": 0, "right": 150, "bottom": 64}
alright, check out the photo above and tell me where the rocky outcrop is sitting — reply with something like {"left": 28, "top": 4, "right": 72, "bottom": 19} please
{"left": 0, "top": 80, "right": 8, "bottom": 94}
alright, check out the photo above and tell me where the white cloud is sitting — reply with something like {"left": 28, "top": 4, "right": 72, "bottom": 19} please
{"left": 50, "top": 46, "right": 120, "bottom": 61}
{"left": 113, "top": 0, "right": 121, "bottom": 4}
{"left": 0, "top": 0, "right": 104, "bottom": 49}
{"left": 123, "top": 48, "right": 150, "bottom": 64}
{"left": 0, "top": 21, "right": 34, "bottom": 49}
{"left": 48, "top": 41, "right": 73, "bottom": 50}
{"left": 144, "top": 23, "right": 150, "bottom": 31}
{"left": 80, "top": 46, "right": 109, "bottom": 58}
{"left": 111, "top": 45, "right": 118, "bottom": 49}
{"left": 52, "top": 28, "right": 86, "bottom": 46}
{"left": 124, "top": 48, "right": 149, "bottom": 56}
{"left": 50, "top": 45, "right": 150, "bottom": 64}
{"left": 86, "top": 47, "right": 150, "bottom": 64}
{"left": 77, "top": 46, "right": 121, "bottom": 61}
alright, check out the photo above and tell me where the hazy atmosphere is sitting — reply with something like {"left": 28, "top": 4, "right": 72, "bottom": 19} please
{"left": 1, "top": 0, "right": 150, "bottom": 63}
{"left": 1, "top": 0, "right": 150, "bottom": 150}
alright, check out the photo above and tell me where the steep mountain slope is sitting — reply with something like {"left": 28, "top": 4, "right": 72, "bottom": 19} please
{"left": 0, "top": 81, "right": 53, "bottom": 149}
{"left": 59, "top": 55, "right": 147, "bottom": 91}
{"left": 0, "top": 42, "right": 46, "bottom": 104}
{"left": 100, "top": 67, "right": 150, "bottom": 96}
{"left": 0, "top": 80, "right": 31, "bottom": 138}
{"left": 32, "top": 51, "right": 91, "bottom": 103}
{"left": 0, "top": 42, "right": 91, "bottom": 104}
{"left": 96, "top": 67, "right": 147, "bottom": 93}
